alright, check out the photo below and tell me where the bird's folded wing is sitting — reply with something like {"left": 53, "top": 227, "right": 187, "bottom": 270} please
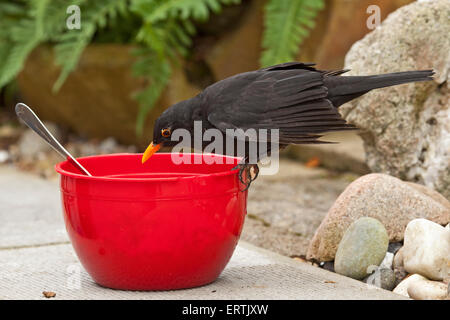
{"left": 206, "top": 69, "right": 356, "bottom": 144}
{"left": 259, "top": 61, "right": 317, "bottom": 71}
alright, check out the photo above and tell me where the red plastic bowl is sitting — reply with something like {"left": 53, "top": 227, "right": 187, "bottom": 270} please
{"left": 55, "top": 153, "right": 247, "bottom": 290}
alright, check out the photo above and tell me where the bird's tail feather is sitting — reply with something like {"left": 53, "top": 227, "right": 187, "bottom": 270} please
{"left": 326, "top": 70, "right": 434, "bottom": 107}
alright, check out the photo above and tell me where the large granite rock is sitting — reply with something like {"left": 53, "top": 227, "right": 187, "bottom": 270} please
{"left": 341, "top": 0, "right": 450, "bottom": 199}
{"left": 307, "top": 173, "right": 450, "bottom": 262}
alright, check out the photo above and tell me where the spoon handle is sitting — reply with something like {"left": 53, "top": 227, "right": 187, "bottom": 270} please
{"left": 15, "top": 103, "right": 92, "bottom": 176}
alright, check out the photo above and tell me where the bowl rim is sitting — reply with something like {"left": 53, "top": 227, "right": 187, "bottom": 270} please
{"left": 55, "top": 152, "right": 241, "bottom": 182}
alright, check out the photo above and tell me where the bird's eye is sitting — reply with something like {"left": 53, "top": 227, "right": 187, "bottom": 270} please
{"left": 161, "top": 128, "right": 171, "bottom": 137}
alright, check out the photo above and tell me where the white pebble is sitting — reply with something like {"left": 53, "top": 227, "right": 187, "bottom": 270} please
{"left": 407, "top": 278, "right": 448, "bottom": 300}
{"left": 0, "top": 150, "right": 9, "bottom": 163}
{"left": 393, "top": 274, "right": 427, "bottom": 297}
{"left": 403, "top": 219, "right": 450, "bottom": 280}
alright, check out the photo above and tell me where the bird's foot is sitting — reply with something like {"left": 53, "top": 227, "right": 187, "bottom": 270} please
{"left": 232, "top": 163, "right": 259, "bottom": 191}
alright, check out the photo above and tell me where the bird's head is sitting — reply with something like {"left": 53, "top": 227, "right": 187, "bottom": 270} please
{"left": 141, "top": 97, "right": 201, "bottom": 164}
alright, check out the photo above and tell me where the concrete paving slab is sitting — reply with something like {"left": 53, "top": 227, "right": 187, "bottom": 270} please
{"left": 0, "top": 165, "right": 68, "bottom": 248}
{"left": 243, "top": 159, "right": 351, "bottom": 257}
{"left": 0, "top": 241, "right": 405, "bottom": 300}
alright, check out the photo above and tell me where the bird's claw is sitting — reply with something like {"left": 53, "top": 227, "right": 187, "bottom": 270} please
{"left": 232, "top": 163, "right": 259, "bottom": 191}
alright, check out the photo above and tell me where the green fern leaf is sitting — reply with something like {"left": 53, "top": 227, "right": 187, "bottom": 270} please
{"left": 130, "top": 0, "right": 241, "bottom": 134}
{"left": 260, "top": 0, "right": 324, "bottom": 67}
{"left": 132, "top": 48, "right": 172, "bottom": 136}
{"left": 0, "top": 0, "right": 48, "bottom": 88}
{"left": 133, "top": 0, "right": 240, "bottom": 23}
{"left": 0, "top": 1, "right": 26, "bottom": 19}
{"left": 53, "top": 0, "right": 128, "bottom": 91}
{"left": 147, "top": 0, "right": 210, "bottom": 21}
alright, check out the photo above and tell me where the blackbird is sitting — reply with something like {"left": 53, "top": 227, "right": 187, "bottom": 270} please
{"left": 142, "top": 62, "right": 434, "bottom": 190}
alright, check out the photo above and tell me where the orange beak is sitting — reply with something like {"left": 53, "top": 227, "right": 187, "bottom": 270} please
{"left": 142, "top": 142, "right": 161, "bottom": 164}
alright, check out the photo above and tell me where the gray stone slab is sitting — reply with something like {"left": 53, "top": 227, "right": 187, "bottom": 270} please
{"left": 243, "top": 159, "right": 351, "bottom": 257}
{"left": 248, "top": 159, "right": 348, "bottom": 236}
{"left": 0, "top": 241, "right": 405, "bottom": 300}
{"left": 0, "top": 165, "right": 68, "bottom": 249}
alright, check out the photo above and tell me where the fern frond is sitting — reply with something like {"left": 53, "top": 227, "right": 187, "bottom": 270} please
{"left": 132, "top": 48, "right": 172, "bottom": 135}
{"left": 130, "top": 0, "right": 241, "bottom": 134}
{"left": 0, "top": 0, "right": 246, "bottom": 136}
{"left": 53, "top": 0, "right": 128, "bottom": 91}
{"left": 153, "top": 0, "right": 209, "bottom": 21}
{"left": 260, "top": 0, "right": 324, "bottom": 67}
{"left": 0, "top": 1, "right": 26, "bottom": 20}
{"left": 0, "top": 0, "right": 48, "bottom": 88}
{"left": 132, "top": 0, "right": 240, "bottom": 23}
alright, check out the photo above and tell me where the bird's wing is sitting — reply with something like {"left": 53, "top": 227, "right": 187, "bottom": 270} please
{"left": 205, "top": 63, "right": 356, "bottom": 144}
{"left": 259, "top": 61, "right": 318, "bottom": 71}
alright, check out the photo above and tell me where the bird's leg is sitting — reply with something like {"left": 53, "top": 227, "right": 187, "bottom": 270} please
{"left": 232, "top": 162, "right": 259, "bottom": 191}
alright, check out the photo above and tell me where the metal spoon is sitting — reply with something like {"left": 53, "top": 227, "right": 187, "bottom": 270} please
{"left": 15, "top": 103, "right": 92, "bottom": 176}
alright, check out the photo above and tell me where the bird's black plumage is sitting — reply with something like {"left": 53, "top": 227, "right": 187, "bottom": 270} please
{"left": 146, "top": 62, "right": 434, "bottom": 189}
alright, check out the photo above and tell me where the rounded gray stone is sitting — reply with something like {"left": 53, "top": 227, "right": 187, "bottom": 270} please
{"left": 364, "top": 268, "right": 396, "bottom": 291}
{"left": 334, "top": 217, "right": 389, "bottom": 280}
